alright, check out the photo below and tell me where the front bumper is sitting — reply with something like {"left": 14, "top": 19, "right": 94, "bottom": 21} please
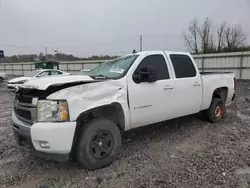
{"left": 7, "top": 83, "right": 23, "bottom": 90}
{"left": 7, "top": 83, "right": 17, "bottom": 90}
{"left": 12, "top": 112, "right": 76, "bottom": 162}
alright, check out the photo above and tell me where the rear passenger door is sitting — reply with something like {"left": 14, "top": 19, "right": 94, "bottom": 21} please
{"left": 169, "top": 54, "right": 202, "bottom": 116}
{"left": 128, "top": 53, "right": 176, "bottom": 128}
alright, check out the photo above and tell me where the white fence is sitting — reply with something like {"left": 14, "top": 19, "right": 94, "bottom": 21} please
{"left": 0, "top": 60, "right": 103, "bottom": 76}
{"left": 0, "top": 51, "right": 250, "bottom": 79}
{"left": 193, "top": 51, "right": 250, "bottom": 79}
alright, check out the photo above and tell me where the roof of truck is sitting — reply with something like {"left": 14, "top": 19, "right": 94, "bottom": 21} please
{"left": 133, "top": 50, "right": 191, "bottom": 56}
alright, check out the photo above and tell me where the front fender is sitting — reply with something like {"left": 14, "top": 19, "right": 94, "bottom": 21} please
{"left": 46, "top": 79, "right": 131, "bottom": 130}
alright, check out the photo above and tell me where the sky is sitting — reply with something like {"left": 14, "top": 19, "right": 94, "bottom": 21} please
{"left": 0, "top": 0, "right": 250, "bottom": 57}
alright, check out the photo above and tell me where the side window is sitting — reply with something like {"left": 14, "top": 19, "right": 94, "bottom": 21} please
{"left": 37, "top": 71, "right": 50, "bottom": 77}
{"left": 170, "top": 54, "right": 196, "bottom": 78}
{"left": 50, "top": 71, "right": 62, "bottom": 75}
{"left": 135, "top": 54, "right": 169, "bottom": 81}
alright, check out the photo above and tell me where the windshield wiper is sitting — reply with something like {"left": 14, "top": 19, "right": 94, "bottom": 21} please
{"left": 90, "top": 75, "right": 110, "bottom": 79}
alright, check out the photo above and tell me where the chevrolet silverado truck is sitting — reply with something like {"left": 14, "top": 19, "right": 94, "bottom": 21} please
{"left": 12, "top": 51, "right": 235, "bottom": 169}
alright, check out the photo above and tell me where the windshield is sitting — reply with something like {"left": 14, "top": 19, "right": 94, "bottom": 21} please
{"left": 86, "top": 55, "right": 139, "bottom": 79}
{"left": 24, "top": 70, "right": 40, "bottom": 77}
{"left": 75, "top": 70, "right": 90, "bottom": 75}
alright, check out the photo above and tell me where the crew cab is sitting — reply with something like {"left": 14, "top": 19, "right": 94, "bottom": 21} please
{"left": 12, "top": 51, "right": 235, "bottom": 169}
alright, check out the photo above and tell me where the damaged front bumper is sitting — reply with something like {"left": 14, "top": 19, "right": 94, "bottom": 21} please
{"left": 12, "top": 112, "right": 72, "bottom": 162}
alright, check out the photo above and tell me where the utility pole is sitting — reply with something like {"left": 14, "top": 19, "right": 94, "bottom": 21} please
{"left": 140, "top": 35, "right": 143, "bottom": 52}
{"left": 240, "top": 44, "right": 244, "bottom": 79}
{"left": 45, "top": 46, "right": 47, "bottom": 60}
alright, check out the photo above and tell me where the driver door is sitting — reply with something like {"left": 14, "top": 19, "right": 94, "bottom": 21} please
{"left": 128, "top": 53, "right": 175, "bottom": 128}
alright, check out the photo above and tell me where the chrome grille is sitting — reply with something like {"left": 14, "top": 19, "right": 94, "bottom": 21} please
{"left": 14, "top": 107, "right": 31, "bottom": 120}
{"left": 14, "top": 95, "right": 38, "bottom": 125}
{"left": 16, "top": 94, "right": 33, "bottom": 104}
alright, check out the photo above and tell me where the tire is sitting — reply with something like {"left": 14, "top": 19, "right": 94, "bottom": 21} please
{"left": 0, "top": 77, "right": 3, "bottom": 83}
{"left": 205, "top": 98, "right": 226, "bottom": 123}
{"left": 76, "top": 118, "right": 121, "bottom": 170}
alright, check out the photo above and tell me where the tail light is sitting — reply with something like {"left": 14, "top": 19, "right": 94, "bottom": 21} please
{"left": 233, "top": 77, "right": 236, "bottom": 89}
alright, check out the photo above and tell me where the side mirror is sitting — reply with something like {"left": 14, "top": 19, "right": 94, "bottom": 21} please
{"left": 132, "top": 73, "right": 142, "bottom": 83}
{"left": 133, "top": 65, "right": 157, "bottom": 83}
{"left": 146, "top": 65, "right": 157, "bottom": 82}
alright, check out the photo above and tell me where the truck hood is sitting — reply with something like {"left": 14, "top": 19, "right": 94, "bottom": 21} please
{"left": 20, "top": 75, "right": 96, "bottom": 90}
{"left": 8, "top": 77, "right": 31, "bottom": 83}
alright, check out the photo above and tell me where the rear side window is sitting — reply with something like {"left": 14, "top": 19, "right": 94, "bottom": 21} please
{"left": 136, "top": 54, "right": 169, "bottom": 80}
{"left": 50, "top": 71, "right": 62, "bottom": 75}
{"left": 170, "top": 54, "right": 196, "bottom": 78}
{"left": 38, "top": 71, "right": 50, "bottom": 77}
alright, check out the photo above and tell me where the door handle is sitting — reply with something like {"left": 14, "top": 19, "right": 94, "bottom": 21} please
{"left": 193, "top": 82, "right": 201, "bottom": 86}
{"left": 163, "top": 85, "right": 173, "bottom": 90}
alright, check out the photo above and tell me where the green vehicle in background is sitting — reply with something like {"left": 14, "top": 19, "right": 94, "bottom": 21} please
{"left": 35, "top": 61, "right": 60, "bottom": 70}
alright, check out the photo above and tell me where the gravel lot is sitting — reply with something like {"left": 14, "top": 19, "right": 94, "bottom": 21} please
{"left": 0, "top": 80, "right": 250, "bottom": 188}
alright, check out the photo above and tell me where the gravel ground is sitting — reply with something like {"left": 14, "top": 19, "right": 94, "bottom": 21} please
{"left": 0, "top": 80, "right": 250, "bottom": 188}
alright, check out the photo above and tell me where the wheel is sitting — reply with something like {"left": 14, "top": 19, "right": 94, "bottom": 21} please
{"left": 205, "top": 98, "right": 226, "bottom": 123}
{"left": 0, "top": 77, "right": 3, "bottom": 83}
{"left": 76, "top": 118, "right": 121, "bottom": 170}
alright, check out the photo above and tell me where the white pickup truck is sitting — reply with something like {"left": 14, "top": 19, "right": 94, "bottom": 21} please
{"left": 12, "top": 51, "right": 235, "bottom": 169}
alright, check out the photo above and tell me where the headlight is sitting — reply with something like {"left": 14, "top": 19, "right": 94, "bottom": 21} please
{"left": 37, "top": 100, "right": 69, "bottom": 122}
{"left": 14, "top": 80, "right": 27, "bottom": 84}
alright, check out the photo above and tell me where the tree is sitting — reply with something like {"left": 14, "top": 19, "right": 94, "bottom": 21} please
{"left": 38, "top": 52, "right": 46, "bottom": 61}
{"left": 199, "top": 18, "right": 214, "bottom": 53}
{"left": 17, "top": 54, "right": 37, "bottom": 62}
{"left": 184, "top": 18, "right": 249, "bottom": 53}
{"left": 224, "top": 25, "right": 247, "bottom": 52}
{"left": 27, "top": 56, "right": 35, "bottom": 62}
{"left": 184, "top": 18, "right": 199, "bottom": 53}
{"left": 246, "top": 46, "right": 250, "bottom": 51}
{"left": 207, "top": 35, "right": 216, "bottom": 53}
{"left": 11, "top": 55, "right": 19, "bottom": 62}
{"left": 217, "top": 21, "right": 227, "bottom": 52}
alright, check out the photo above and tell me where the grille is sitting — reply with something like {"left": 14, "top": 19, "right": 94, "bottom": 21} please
{"left": 16, "top": 94, "right": 33, "bottom": 104}
{"left": 14, "top": 93, "right": 37, "bottom": 124}
{"left": 14, "top": 107, "right": 31, "bottom": 120}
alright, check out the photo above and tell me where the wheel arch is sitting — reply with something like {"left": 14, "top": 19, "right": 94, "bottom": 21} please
{"left": 70, "top": 102, "right": 125, "bottom": 158}
{"left": 212, "top": 87, "right": 228, "bottom": 103}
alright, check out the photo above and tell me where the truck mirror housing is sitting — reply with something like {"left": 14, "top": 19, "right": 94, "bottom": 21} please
{"left": 133, "top": 65, "right": 157, "bottom": 83}
{"left": 146, "top": 65, "right": 157, "bottom": 82}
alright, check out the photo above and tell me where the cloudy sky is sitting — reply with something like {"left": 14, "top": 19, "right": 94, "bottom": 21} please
{"left": 0, "top": 0, "right": 250, "bottom": 57}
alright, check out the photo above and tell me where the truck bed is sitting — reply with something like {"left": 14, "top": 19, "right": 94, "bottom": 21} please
{"left": 200, "top": 72, "right": 235, "bottom": 111}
